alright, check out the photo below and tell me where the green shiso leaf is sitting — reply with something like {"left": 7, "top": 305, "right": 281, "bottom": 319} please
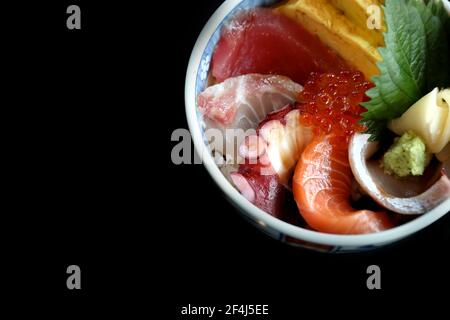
{"left": 361, "top": 0, "right": 450, "bottom": 141}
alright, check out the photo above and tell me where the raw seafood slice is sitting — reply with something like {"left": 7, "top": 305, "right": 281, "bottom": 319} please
{"left": 197, "top": 74, "right": 302, "bottom": 130}
{"left": 349, "top": 133, "right": 450, "bottom": 214}
{"left": 198, "top": 74, "right": 302, "bottom": 162}
{"left": 239, "top": 105, "right": 313, "bottom": 186}
{"left": 293, "top": 134, "right": 394, "bottom": 234}
{"left": 231, "top": 157, "right": 285, "bottom": 218}
{"left": 276, "top": 0, "right": 384, "bottom": 79}
{"left": 211, "top": 8, "right": 350, "bottom": 85}
{"left": 231, "top": 105, "right": 313, "bottom": 217}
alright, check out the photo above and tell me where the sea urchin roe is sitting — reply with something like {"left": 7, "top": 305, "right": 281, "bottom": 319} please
{"left": 298, "top": 71, "right": 372, "bottom": 138}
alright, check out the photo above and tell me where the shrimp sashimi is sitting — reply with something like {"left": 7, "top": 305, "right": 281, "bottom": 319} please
{"left": 293, "top": 134, "right": 394, "bottom": 234}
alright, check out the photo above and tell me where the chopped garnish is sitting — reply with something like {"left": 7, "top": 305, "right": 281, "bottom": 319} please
{"left": 382, "top": 131, "right": 432, "bottom": 177}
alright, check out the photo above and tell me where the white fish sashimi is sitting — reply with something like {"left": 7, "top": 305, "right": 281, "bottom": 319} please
{"left": 198, "top": 74, "right": 302, "bottom": 130}
{"left": 197, "top": 74, "right": 303, "bottom": 163}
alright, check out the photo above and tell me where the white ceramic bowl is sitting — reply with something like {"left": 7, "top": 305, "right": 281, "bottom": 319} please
{"left": 185, "top": 0, "right": 450, "bottom": 252}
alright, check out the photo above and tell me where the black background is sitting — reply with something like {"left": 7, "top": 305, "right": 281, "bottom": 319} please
{"left": 5, "top": 0, "right": 449, "bottom": 316}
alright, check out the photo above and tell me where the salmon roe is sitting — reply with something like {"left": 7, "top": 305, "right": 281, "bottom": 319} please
{"left": 298, "top": 71, "right": 373, "bottom": 138}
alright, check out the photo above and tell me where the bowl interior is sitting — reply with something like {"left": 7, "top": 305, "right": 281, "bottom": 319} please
{"left": 186, "top": 0, "right": 450, "bottom": 247}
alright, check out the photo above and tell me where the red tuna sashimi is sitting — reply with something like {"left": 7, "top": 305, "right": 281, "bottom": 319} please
{"left": 197, "top": 74, "right": 302, "bottom": 130}
{"left": 211, "top": 8, "right": 350, "bottom": 85}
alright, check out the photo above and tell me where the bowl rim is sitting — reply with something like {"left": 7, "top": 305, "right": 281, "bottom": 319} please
{"left": 185, "top": 0, "right": 450, "bottom": 247}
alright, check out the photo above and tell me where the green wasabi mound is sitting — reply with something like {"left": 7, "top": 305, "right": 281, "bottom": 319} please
{"left": 382, "top": 131, "right": 432, "bottom": 178}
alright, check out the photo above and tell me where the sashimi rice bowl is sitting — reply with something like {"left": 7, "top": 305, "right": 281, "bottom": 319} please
{"left": 186, "top": 0, "right": 450, "bottom": 252}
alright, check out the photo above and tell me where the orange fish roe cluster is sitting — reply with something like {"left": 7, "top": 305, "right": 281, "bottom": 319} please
{"left": 298, "top": 71, "right": 373, "bottom": 138}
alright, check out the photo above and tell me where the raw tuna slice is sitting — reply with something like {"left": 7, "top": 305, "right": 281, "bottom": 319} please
{"left": 211, "top": 8, "right": 350, "bottom": 85}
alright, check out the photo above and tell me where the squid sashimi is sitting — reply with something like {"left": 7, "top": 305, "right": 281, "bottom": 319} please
{"left": 293, "top": 134, "right": 394, "bottom": 234}
{"left": 211, "top": 8, "right": 350, "bottom": 85}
